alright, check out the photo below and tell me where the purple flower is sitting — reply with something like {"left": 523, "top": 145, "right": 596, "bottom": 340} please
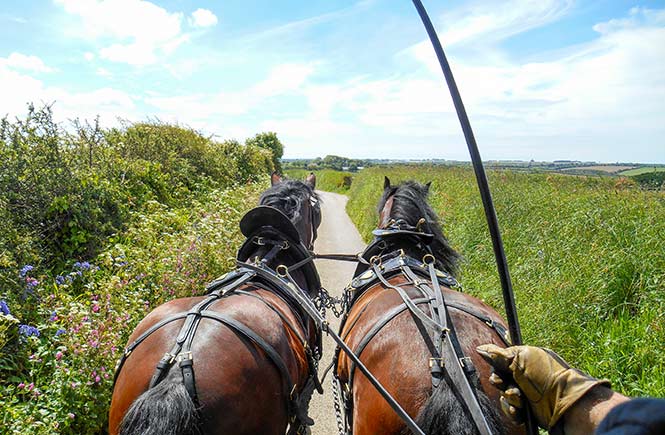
{"left": 73, "top": 261, "right": 92, "bottom": 271}
{"left": 49, "top": 311, "right": 58, "bottom": 321}
{"left": 0, "top": 300, "right": 10, "bottom": 316}
{"left": 26, "top": 277, "right": 39, "bottom": 288}
{"left": 19, "top": 265, "right": 33, "bottom": 278}
{"left": 55, "top": 275, "right": 66, "bottom": 285}
{"left": 55, "top": 328, "right": 66, "bottom": 336}
{"left": 18, "top": 324, "right": 40, "bottom": 338}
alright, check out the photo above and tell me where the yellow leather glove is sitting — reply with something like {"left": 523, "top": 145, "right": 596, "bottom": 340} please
{"left": 476, "top": 344, "right": 611, "bottom": 431}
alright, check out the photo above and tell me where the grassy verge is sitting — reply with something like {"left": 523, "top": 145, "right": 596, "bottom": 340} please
{"left": 346, "top": 166, "right": 665, "bottom": 397}
{"left": 285, "top": 169, "right": 353, "bottom": 193}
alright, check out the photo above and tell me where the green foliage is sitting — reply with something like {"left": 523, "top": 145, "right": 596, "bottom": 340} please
{"left": 285, "top": 169, "right": 353, "bottom": 193}
{"left": 346, "top": 166, "right": 665, "bottom": 397}
{"left": 0, "top": 183, "right": 266, "bottom": 434}
{"left": 631, "top": 171, "right": 665, "bottom": 189}
{"left": 0, "top": 105, "right": 274, "bottom": 433}
{"left": 284, "top": 155, "right": 372, "bottom": 172}
{"left": 245, "top": 132, "right": 283, "bottom": 173}
{"left": 0, "top": 106, "right": 273, "bottom": 275}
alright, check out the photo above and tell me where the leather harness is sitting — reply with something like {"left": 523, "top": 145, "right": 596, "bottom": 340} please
{"left": 333, "top": 225, "right": 511, "bottom": 435}
{"left": 112, "top": 207, "right": 323, "bottom": 435}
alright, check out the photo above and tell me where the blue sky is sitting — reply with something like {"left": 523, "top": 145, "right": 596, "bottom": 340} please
{"left": 1, "top": 0, "right": 664, "bottom": 163}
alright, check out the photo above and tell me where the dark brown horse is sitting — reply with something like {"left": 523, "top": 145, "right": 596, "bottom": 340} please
{"left": 334, "top": 178, "right": 526, "bottom": 435}
{"left": 109, "top": 173, "right": 322, "bottom": 435}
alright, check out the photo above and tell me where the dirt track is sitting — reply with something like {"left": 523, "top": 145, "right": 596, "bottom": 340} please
{"left": 308, "top": 191, "right": 366, "bottom": 435}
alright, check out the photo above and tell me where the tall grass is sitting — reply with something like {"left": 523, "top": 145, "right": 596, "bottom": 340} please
{"left": 285, "top": 169, "right": 353, "bottom": 193}
{"left": 346, "top": 166, "right": 665, "bottom": 397}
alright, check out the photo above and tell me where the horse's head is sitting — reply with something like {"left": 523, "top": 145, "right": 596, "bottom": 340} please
{"left": 260, "top": 172, "right": 321, "bottom": 250}
{"left": 377, "top": 176, "right": 461, "bottom": 276}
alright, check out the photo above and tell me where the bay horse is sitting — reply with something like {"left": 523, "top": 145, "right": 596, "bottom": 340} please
{"left": 109, "top": 172, "right": 323, "bottom": 435}
{"left": 334, "top": 177, "right": 526, "bottom": 435}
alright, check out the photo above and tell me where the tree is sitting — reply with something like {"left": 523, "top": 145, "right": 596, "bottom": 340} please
{"left": 245, "top": 132, "right": 284, "bottom": 173}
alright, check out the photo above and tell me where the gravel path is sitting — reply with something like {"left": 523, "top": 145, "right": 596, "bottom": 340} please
{"left": 308, "top": 191, "right": 366, "bottom": 435}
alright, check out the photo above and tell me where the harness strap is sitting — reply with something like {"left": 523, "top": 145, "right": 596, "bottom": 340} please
{"left": 426, "top": 261, "right": 494, "bottom": 435}
{"left": 114, "top": 272, "right": 254, "bottom": 386}
{"left": 347, "top": 297, "right": 433, "bottom": 390}
{"left": 372, "top": 263, "right": 444, "bottom": 332}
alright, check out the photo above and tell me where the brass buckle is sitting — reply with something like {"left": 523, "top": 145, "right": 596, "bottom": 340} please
{"left": 176, "top": 351, "right": 193, "bottom": 363}
{"left": 429, "top": 357, "right": 444, "bottom": 368}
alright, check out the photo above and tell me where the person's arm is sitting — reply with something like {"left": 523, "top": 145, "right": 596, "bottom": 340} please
{"left": 561, "top": 385, "right": 628, "bottom": 435}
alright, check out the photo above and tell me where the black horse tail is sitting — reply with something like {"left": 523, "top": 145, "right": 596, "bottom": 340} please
{"left": 119, "top": 375, "right": 201, "bottom": 435}
{"left": 410, "top": 376, "right": 505, "bottom": 435}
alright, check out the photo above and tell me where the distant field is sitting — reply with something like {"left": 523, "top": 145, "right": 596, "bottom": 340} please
{"left": 619, "top": 166, "right": 665, "bottom": 176}
{"left": 562, "top": 165, "right": 636, "bottom": 173}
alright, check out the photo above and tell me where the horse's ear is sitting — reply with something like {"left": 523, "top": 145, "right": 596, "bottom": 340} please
{"left": 305, "top": 172, "right": 316, "bottom": 189}
{"left": 425, "top": 181, "right": 432, "bottom": 192}
{"left": 384, "top": 176, "right": 391, "bottom": 190}
{"left": 271, "top": 172, "right": 282, "bottom": 186}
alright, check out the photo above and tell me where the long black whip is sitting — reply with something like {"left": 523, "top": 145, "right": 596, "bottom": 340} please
{"left": 409, "top": 1, "right": 539, "bottom": 434}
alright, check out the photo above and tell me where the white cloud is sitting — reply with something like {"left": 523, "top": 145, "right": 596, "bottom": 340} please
{"left": 84, "top": 51, "right": 95, "bottom": 61}
{"left": 145, "top": 62, "right": 316, "bottom": 118}
{"left": 0, "top": 53, "right": 136, "bottom": 124}
{"left": 380, "top": 6, "right": 665, "bottom": 161}
{"left": 95, "top": 67, "right": 111, "bottom": 77}
{"left": 2, "top": 53, "right": 54, "bottom": 73}
{"left": 436, "top": 0, "right": 574, "bottom": 48}
{"left": 54, "top": 0, "right": 187, "bottom": 65}
{"left": 189, "top": 8, "right": 217, "bottom": 28}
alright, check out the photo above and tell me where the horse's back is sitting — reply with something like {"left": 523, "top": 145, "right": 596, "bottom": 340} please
{"left": 110, "top": 287, "right": 306, "bottom": 435}
{"left": 339, "top": 276, "right": 515, "bottom": 434}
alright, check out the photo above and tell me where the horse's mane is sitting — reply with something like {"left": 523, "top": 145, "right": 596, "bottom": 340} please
{"left": 378, "top": 180, "right": 461, "bottom": 277}
{"left": 259, "top": 179, "right": 319, "bottom": 224}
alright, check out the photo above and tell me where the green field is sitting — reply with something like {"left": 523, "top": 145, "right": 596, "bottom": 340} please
{"left": 345, "top": 166, "right": 665, "bottom": 398}
{"left": 285, "top": 168, "right": 353, "bottom": 193}
{"left": 619, "top": 166, "right": 665, "bottom": 176}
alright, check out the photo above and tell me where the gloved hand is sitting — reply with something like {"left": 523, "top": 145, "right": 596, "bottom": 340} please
{"left": 476, "top": 344, "right": 611, "bottom": 431}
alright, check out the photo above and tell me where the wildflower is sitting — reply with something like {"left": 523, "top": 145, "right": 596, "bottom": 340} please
{"left": 17, "top": 382, "right": 25, "bottom": 389}
{"left": 0, "top": 300, "right": 10, "bottom": 316}
{"left": 26, "top": 277, "right": 39, "bottom": 288}
{"left": 49, "top": 311, "right": 58, "bottom": 321}
{"left": 95, "top": 375, "right": 101, "bottom": 383}
{"left": 92, "top": 304, "right": 100, "bottom": 313}
{"left": 55, "top": 275, "right": 66, "bottom": 285}
{"left": 19, "top": 265, "right": 33, "bottom": 278}
{"left": 67, "top": 413, "right": 75, "bottom": 419}
{"left": 55, "top": 351, "right": 63, "bottom": 360}
{"left": 18, "top": 324, "right": 40, "bottom": 338}
{"left": 55, "top": 328, "right": 66, "bottom": 336}
{"left": 26, "top": 383, "right": 34, "bottom": 391}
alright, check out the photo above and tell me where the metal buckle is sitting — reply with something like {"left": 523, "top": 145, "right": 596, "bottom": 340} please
{"left": 175, "top": 351, "right": 192, "bottom": 363}
{"left": 429, "top": 357, "right": 444, "bottom": 368}
{"left": 422, "top": 254, "right": 435, "bottom": 265}
{"left": 255, "top": 236, "right": 266, "bottom": 246}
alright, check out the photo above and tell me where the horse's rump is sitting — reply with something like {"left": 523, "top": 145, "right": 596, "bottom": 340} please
{"left": 110, "top": 285, "right": 310, "bottom": 435}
